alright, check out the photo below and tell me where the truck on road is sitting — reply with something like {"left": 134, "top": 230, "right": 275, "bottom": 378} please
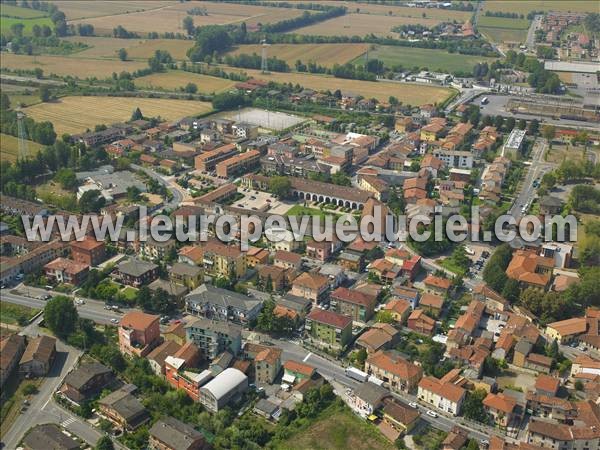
{"left": 346, "top": 367, "right": 368, "bottom": 382}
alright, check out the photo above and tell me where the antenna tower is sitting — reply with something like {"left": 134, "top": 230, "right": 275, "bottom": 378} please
{"left": 16, "top": 110, "right": 29, "bottom": 159}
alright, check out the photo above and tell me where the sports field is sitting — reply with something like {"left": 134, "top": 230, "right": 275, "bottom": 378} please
{"left": 24, "top": 96, "right": 213, "bottom": 135}
{"left": 135, "top": 71, "right": 235, "bottom": 93}
{"left": 69, "top": 1, "right": 303, "bottom": 36}
{"left": 0, "top": 53, "right": 147, "bottom": 79}
{"left": 293, "top": 13, "right": 442, "bottom": 37}
{"left": 227, "top": 67, "right": 453, "bottom": 105}
{"left": 0, "top": 133, "right": 44, "bottom": 162}
{"left": 362, "top": 46, "right": 499, "bottom": 73}
{"left": 482, "top": 0, "right": 599, "bottom": 14}
{"left": 63, "top": 36, "right": 194, "bottom": 60}
{"left": 227, "top": 43, "right": 370, "bottom": 68}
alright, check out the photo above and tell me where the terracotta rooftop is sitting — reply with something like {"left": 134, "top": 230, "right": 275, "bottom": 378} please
{"left": 70, "top": 237, "right": 104, "bottom": 251}
{"left": 331, "top": 287, "right": 377, "bottom": 307}
{"left": 385, "top": 299, "right": 411, "bottom": 316}
{"left": 120, "top": 311, "right": 159, "bottom": 331}
{"left": 535, "top": 374, "right": 560, "bottom": 394}
{"left": 307, "top": 309, "right": 352, "bottom": 329}
{"left": 505, "top": 250, "right": 553, "bottom": 287}
{"left": 255, "top": 347, "right": 282, "bottom": 365}
{"left": 423, "top": 275, "right": 451, "bottom": 290}
{"left": 547, "top": 317, "right": 588, "bottom": 337}
{"left": 366, "top": 350, "right": 422, "bottom": 380}
{"left": 283, "top": 360, "right": 315, "bottom": 377}
{"left": 419, "top": 293, "right": 444, "bottom": 310}
{"left": 483, "top": 392, "right": 516, "bottom": 414}
{"left": 274, "top": 250, "right": 302, "bottom": 264}
{"left": 293, "top": 272, "right": 329, "bottom": 290}
{"left": 418, "top": 375, "right": 465, "bottom": 403}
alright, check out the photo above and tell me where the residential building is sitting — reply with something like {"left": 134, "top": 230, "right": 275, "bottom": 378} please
{"left": 383, "top": 299, "right": 412, "bottom": 324}
{"left": 254, "top": 346, "right": 282, "bottom": 385}
{"left": 200, "top": 240, "right": 247, "bottom": 279}
{"left": 185, "top": 316, "right": 242, "bottom": 360}
{"left": 417, "top": 376, "right": 466, "bottom": 416}
{"left": 184, "top": 284, "right": 263, "bottom": 325}
{"left": 147, "top": 340, "right": 182, "bottom": 376}
{"left": 282, "top": 360, "right": 315, "bottom": 385}
{"left": 273, "top": 250, "right": 302, "bottom": 271}
{"left": 60, "top": 362, "right": 113, "bottom": 405}
{"left": 116, "top": 259, "right": 159, "bottom": 287}
{"left": 305, "top": 309, "right": 353, "bottom": 350}
{"left": 22, "top": 424, "right": 80, "bottom": 450}
{"left": 70, "top": 237, "right": 106, "bottom": 266}
{"left": 545, "top": 318, "right": 588, "bottom": 344}
{"left": 330, "top": 286, "right": 377, "bottom": 323}
{"left": 43, "top": 257, "right": 89, "bottom": 285}
{"left": 0, "top": 334, "right": 25, "bottom": 387}
{"left": 423, "top": 274, "right": 451, "bottom": 296}
{"left": 148, "top": 416, "right": 210, "bottom": 450}
{"left": 407, "top": 309, "right": 436, "bottom": 335}
{"left": 99, "top": 389, "right": 150, "bottom": 430}
{"left": 432, "top": 149, "right": 473, "bottom": 169}
{"left": 348, "top": 382, "right": 390, "bottom": 418}
{"left": 483, "top": 392, "right": 518, "bottom": 427}
{"left": 194, "top": 143, "right": 238, "bottom": 172}
{"left": 291, "top": 272, "right": 329, "bottom": 303}
{"left": 356, "top": 323, "right": 400, "bottom": 354}
{"left": 141, "top": 237, "right": 176, "bottom": 261}
{"left": 19, "top": 335, "right": 56, "bottom": 377}
{"left": 118, "top": 311, "right": 161, "bottom": 358}
{"left": 365, "top": 350, "right": 423, "bottom": 393}
{"left": 382, "top": 400, "right": 420, "bottom": 438}
{"left": 170, "top": 263, "right": 204, "bottom": 290}
{"left": 392, "top": 285, "right": 420, "bottom": 309}
{"left": 502, "top": 128, "right": 526, "bottom": 157}
{"left": 506, "top": 250, "right": 554, "bottom": 290}
{"left": 215, "top": 150, "right": 260, "bottom": 178}
{"left": 419, "top": 293, "right": 444, "bottom": 317}
{"left": 198, "top": 368, "right": 248, "bottom": 412}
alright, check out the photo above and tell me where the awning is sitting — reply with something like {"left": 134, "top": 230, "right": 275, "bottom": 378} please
{"left": 282, "top": 373, "right": 296, "bottom": 384}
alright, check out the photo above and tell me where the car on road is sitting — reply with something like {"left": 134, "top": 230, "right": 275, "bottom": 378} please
{"left": 105, "top": 305, "right": 112, "bottom": 310}
{"left": 426, "top": 410, "right": 438, "bottom": 418}
{"left": 110, "top": 318, "right": 119, "bottom": 324}
{"left": 408, "top": 402, "right": 418, "bottom": 408}
{"left": 480, "top": 439, "right": 489, "bottom": 447}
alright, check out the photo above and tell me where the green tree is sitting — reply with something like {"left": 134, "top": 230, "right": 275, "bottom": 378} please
{"left": 184, "top": 82, "right": 198, "bottom": 94}
{"left": 269, "top": 176, "right": 292, "bottom": 198}
{"left": 44, "top": 295, "right": 78, "bottom": 338}
{"left": 95, "top": 436, "right": 115, "bottom": 450}
{"left": 528, "top": 118, "right": 540, "bottom": 136}
{"left": 118, "top": 48, "right": 128, "bottom": 61}
{"left": 463, "top": 389, "right": 488, "bottom": 423}
{"left": 183, "top": 16, "right": 195, "bottom": 35}
{"left": 501, "top": 278, "right": 520, "bottom": 303}
{"left": 54, "top": 168, "right": 77, "bottom": 190}
{"left": 39, "top": 85, "right": 51, "bottom": 102}
{"left": 542, "top": 125, "right": 556, "bottom": 147}
{"left": 376, "top": 310, "right": 394, "bottom": 323}
{"left": 1, "top": 92, "right": 10, "bottom": 110}
{"left": 10, "top": 22, "right": 25, "bottom": 37}
{"left": 131, "top": 107, "right": 143, "bottom": 121}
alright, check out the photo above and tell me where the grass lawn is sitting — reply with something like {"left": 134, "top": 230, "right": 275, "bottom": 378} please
{"left": 439, "top": 258, "right": 467, "bottom": 277}
{"left": 0, "top": 15, "right": 53, "bottom": 35}
{"left": 0, "top": 133, "right": 44, "bottom": 163}
{"left": 413, "top": 425, "right": 448, "bottom": 450}
{"left": 361, "top": 45, "right": 499, "bottom": 73}
{"left": 0, "top": 302, "right": 40, "bottom": 326}
{"left": 275, "top": 405, "right": 393, "bottom": 450}
{"left": 479, "top": 26, "right": 528, "bottom": 43}
{"left": 0, "top": 374, "right": 42, "bottom": 437}
{"left": 120, "top": 286, "right": 138, "bottom": 302}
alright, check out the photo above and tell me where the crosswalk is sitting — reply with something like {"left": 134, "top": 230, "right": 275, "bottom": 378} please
{"left": 61, "top": 417, "right": 77, "bottom": 428}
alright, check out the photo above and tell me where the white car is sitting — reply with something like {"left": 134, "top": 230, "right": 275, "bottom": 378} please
{"left": 426, "top": 410, "right": 438, "bottom": 418}
{"left": 408, "top": 402, "right": 418, "bottom": 408}
{"left": 110, "top": 318, "right": 119, "bottom": 324}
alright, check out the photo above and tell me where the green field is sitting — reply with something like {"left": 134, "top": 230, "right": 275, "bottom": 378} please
{"left": 483, "top": 0, "right": 599, "bottom": 15}
{"left": 0, "top": 15, "right": 53, "bottom": 35}
{"left": 360, "top": 45, "right": 499, "bottom": 73}
{"left": 0, "top": 4, "right": 48, "bottom": 18}
{"left": 479, "top": 26, "right": 528, "bottom": 44}
{"left": 275, "top": 406, "right": 393, "bottom": 450}
{"left": 0, "top": 133, "right": 45, "bottom": 162}
{"left": 0, "top": 302, "right": 40, "bottom": 325}
{"left": 478, "top": 16, "right": 530, "bottom": 30}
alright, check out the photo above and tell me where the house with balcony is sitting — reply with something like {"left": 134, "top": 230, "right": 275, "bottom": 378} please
{"left": 305, "top": 309, "right": 352, "bottom": 352}
{"left": 118, "top": 311, "right": 161, "bottom": 357}
{"left": 184, "top": 284, "right": 263, "bottom": 325}
{"left": 330, "top": 286, "right": 377, "bottom": 323}
{"left": 365, "top": 350, "right": 422, "bottom": 394}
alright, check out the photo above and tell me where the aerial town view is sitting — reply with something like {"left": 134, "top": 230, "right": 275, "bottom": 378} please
{"left": 0, "top": 0, "right": 599, "bottom": 449}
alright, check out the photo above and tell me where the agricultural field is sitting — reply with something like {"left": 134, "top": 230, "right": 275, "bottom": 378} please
{"left": 0, "top": 133, "right": 45, "bottom": 162}
{"left": 1, "top": 83, "right": 40, "bottom": 108}
{"left": 0, "top": 53, "right": 148, "bottom": 79}
{"left": 361, "top": 45, "right": 499, "bottom": 73}
{"left": 227, "top": 43, "right": 370, "bottom": 68}
{"left": 135, "top": 71, "right": 235, "bottom": 93}
{"left": 227, "top": 67, "right": 453, "bottom": 105}
{"left": 317, "top": 1, "right": 473, "bottom": 21}
{"left": 63, "top": 36, "right": 194, "bottom": 60}
{"left": 293, "top": 13, "right": 442, "bottom": 37}
{"left": 69, "top": 1, "right": 303, "bottom": 36}
{"left": 479, "top": 26, "right": 528, "bottom": 44}
{"left": 53, "top": 0, "right": 173, "bottom": 20}
{"left": 0, "top": 14, "right": 53, "bottom": 36}
{"left": 24, "top": 96, "right": 213, "bottom": 135}
{"left": 477, "top": 16, "right": 530, "bottom": 30}
{"left": 275, "top": 407, "right": 393, "bottom": 450}
{"left": 0, "top": 4, "right": 49, "bottom": 18}
{"left": 482, "top": 0, "right": 599, "bottom": 14}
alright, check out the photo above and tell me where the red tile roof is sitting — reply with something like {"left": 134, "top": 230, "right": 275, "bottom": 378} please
{"left": 307, "top": 309, "right": 352, "bottom": 329}
{"left": 120, "top": 311, "right": 159, "bottom": 331}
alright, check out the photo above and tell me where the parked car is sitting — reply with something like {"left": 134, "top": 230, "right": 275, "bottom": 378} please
{"left": 426, "top": 410, "right": 438, "bottom": 418}
{"left": 408, "top": 402, "right": 418, "bottom": 408}
{"left": 110, "top": 318, "right": 119, "bottom": 324}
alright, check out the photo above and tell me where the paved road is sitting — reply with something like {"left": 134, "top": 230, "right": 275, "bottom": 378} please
{"left": 2, "top": 287, "right": 125, "bottom": 325}
{"left": 525, "top": 15, "right": 543, "bottom": 51}
{"left": 0, "top": 316, "right": 125, "bottom": 449}
{"left": 131, "top": 163, "right": 183, "bottom": 210}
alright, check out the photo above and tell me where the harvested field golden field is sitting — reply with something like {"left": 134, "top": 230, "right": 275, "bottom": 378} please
{"left": 292, "top": 13, "right": 441, "bottom": 37}
{"left": 482, "top": 0, "right": 599, "bottom": 14}
{"left": 63, "top": 37, "right": 194, "bottom": 60}
{"left": 135, "top": 71, "right": 235, "bottom": 93}
{"left": 0, "top": 54, "right": 147, "bottom": 79}
{"left": 53, "top": 0, "right": 172, "bottom": 20}
{"left": 70, "top": 1, "right": 302, "bottom": 36}
{"left": 316, "top": 1, "right": 472, "bottom": 21}
{"left": 227, "top": 44, "right": 370, "bottom": 67}
{"left": 25, "top": 96, "right": 213, "bottom": 135}
{"left": 228, "top": 67, "right": 453, "bottom": 105}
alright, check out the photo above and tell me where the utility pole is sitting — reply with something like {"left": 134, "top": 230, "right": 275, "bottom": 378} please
{"left": 16, "top": 109, "right": 29, "bottom": 159}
